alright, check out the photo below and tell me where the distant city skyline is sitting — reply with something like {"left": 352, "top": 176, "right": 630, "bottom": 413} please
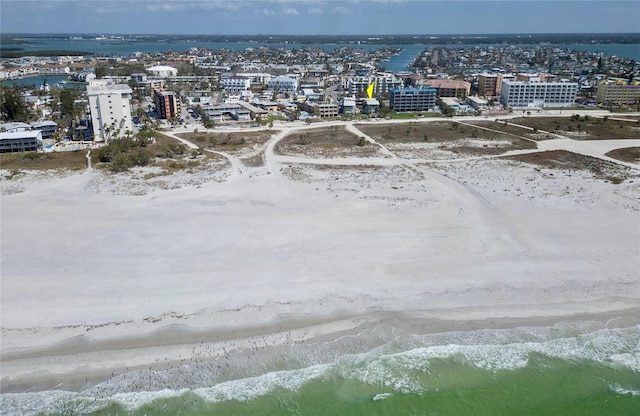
{"left": 1, "top": 0, "right": 639, "bottom": 35}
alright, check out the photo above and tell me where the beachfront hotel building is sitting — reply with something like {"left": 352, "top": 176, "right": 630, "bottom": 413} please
{"left": 596, "top": 80, "right": 640, "bottom": 105}
{"left": 87, "top": 82, "right": 133, "bottom": 142}
{"left": 153, "top": 90, "right": 181, "bottom": 120}
{"left": 390, "top": 88, "right": 437, "bottom": 112}
{"left": 500, "top": 80, "right": 579, "bottom": 108}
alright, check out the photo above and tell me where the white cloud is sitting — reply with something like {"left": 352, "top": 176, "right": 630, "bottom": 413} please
{"left": 307, "top": 7, "right": 323, "bottom": 15}
{"left": 142, "top": 1, "right": 246, "bottom": 14}
{"left": 281, "top": 7, "right": 299, "bottom": 15}
{"left": 146, "top": 3, "right": 179, "bottom": 13}
{"left": 331, "top": 6, "right": 351, "bottom": 16}
{"left": 256, "top": 8, "right": 278, "bottom": 16}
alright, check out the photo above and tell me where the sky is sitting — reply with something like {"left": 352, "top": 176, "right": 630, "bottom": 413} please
{"left": 1, "top": 0, "right": 638, "bottom": 35}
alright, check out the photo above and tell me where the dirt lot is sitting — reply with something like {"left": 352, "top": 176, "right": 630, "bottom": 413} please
{"left": 356, "top": 121, "right": 536, "bottom": 156}
{"left": 357, "top": 121, "right": 532, "bottom": 144}
{"left": 504, "top": 150, "right": 634, "bottom": 183}
{"left": 467, "top": 120, "right": 555, "bottom": 141}
{"left": 606, "top": 147, "right": 640, "bottom": 164}
{"left": 508, "top": 116, "right": 640, "bottom": 140}
{"left": 176, "top": 130, "right": 275, "bottom": 154}
{"left": 276, "top": 126, "right": 381, "bottom": 158}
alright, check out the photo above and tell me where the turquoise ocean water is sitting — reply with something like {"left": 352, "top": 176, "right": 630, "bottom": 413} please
{"left": 2, "top": 322, "right": 638, "bottom": 416}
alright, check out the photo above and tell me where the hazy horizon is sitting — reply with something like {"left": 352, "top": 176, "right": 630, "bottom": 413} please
{"left": 3, "top": 32, "right": 640, "bottom": 36}
{"left": 1, "top": 0, "right": 638, "bottom": 36}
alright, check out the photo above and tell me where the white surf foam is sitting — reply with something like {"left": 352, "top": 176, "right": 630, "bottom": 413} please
{"left": 609, "top": 384, "right": 640, "bottom": 397}
{"left": 2, "top": 324, "right": 638, "bottom": 416}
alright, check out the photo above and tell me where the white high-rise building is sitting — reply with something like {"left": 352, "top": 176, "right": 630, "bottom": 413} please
{"left": 87, "top": 82, "right": 133, "bottom": 142}
{"left": 500, "top": 79, "right": 579, "bottom": 108}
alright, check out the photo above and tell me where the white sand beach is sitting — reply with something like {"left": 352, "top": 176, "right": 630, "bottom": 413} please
{"left": 2, "top": 115, "right": 639, "bottom": 394}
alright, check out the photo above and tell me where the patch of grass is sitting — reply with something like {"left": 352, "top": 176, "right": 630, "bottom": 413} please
{"left": 3, "top": 168, "right": 24, "bottom": 180}
{"left": 508, "top": 116, "right": 639, "bottom": 140}
{"left": 504, "top": 150, "right": 632, "bottom": 182}
{"left": 356, "top": 122, "right": 535, "bottom": 152}
{"left": 387, "top": 112, "right": 442, "bottom": 120}
{"left": 467, "top": 120, "right": 547, "bottom": 140}
{"left": 605, "top": 147, "right": 640, "bottom": 164}
{"left": 387, "top": 113, "right": 417, "bottom": 120}
{"left": 276, "top": 126, "right": 379, "bottom": 157}
{"left": 157, "top": 159, "right": 201, "bottom": 173}
{"left": 0, "top": 151, "right": 88, "bottom": 171}
{"left": 176, "top": 130, "right": 274, "bottom": 154}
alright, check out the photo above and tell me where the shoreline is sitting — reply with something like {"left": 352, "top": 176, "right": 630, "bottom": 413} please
{"left": 2, "top": 304, "right": 639, "bottom": 394}
{"left": 2, "top": 116, "right": 639, "bottom": 411}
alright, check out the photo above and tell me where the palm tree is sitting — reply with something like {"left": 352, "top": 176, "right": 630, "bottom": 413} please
{"left": 103, "top": 125, "right": 111, "bottom": 142}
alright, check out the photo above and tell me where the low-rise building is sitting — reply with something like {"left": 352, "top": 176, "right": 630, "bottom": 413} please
{"left": 361, "top": 98, "right": 380, "bottom": 115}
{"left": 146, "top": 65, "right": 178, "bottom": 78}
{"left": 236, "top": 101, "right": 269, "bottom": 119}
{"left": 341, "top": 97, "right": 357, "bottom": 115}
{"left": 308, "top": 102, "right": 339, "bottom": 118}
{"left": 31, "top": 120, "right": 58, "bottom": 140}
{"left": 221, "top": 76, "right": 251, "bottom": 93}
{"left": 72, "top": 71, "right": 96, "bottom": 82}
{"left": 467, "top": 96, "right": 488, "bottom": 111}
{"left": 202, "top": 103, "right": 250, "bottom": 121}
{"left": 268, "top": 76, "right": 298, "bottom": 93}
{"left": 38, "top": 65, "right": 70, "bottom": 75}
{"left": 390, "top": 88, "right": 437, "bottom": 112}
{"left": 0, "top": 122, "right": 32, "bottom": 133}
{"left": 0, "top": 130, "right": 43, "bottom": 153}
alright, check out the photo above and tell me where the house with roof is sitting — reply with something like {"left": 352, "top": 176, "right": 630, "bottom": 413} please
{"left": 361, "top": 98, "right": 380, "bottom": 115}
{"left": 31, "top": 120, "right": 58, "bottom": 140}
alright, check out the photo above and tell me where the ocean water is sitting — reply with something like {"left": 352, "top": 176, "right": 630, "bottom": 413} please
{"left": 2, "top": 322, "right": 639, "bottom": 416}
{"left": 0, "top": 75, "right": 81, "bottom": 89}
{"left": 2, "top": 36, "right": 638, "bottom": 73}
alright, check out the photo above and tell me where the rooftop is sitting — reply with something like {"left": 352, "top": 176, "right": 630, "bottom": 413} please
{"left": 87, "top": 84, "right": 133, "bottom": 94}
{"left": 0, "top": 130, "right": 42, "bottom": 140}
{"left": 424, "top": 79, "right": 471, "bottom": 89}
